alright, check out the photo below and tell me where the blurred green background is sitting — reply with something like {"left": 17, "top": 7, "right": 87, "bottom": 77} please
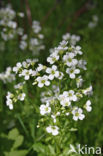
{"left": 0, "top": 0, "right": 103, "bottom": 155}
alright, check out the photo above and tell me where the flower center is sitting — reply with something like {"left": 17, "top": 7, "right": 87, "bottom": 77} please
{"left": 68, "top": 58, "right": 72, "bottom": 62}
{"left": 51, "top": 70, "right": 55, "bottom": 75}
{"left": 41, "top": 80, "right": 45, "bottom": 83}
{"left": 75, "top": 112, "right": 79, "bottom": 116}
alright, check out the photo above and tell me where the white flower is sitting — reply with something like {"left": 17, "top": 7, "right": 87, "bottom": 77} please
{"left": 40, "top": 103, "right": 51, "bottom": 115}
{"left": 76, "top": 76, "right": 83, "bottom": 88}
{"left": 63, "top": 33, "right": 80, "bottom": 45}
{"left": 20, "top": 40, "right": 27, "bottom": 50}
{"left": 20, "top": 69, "right": 32, "bottom": 80}
{"left": 66, "top": 90, "right": 77, "bottom": 101}
{"left": 36, "top": 75, "right": 50, "bottom": 88}
{"left": 88, "top": 15, "right": 98, "bottom": 29}
{"left": 46, "top": 125, "right": 59, "bottom": 136}
{"left": 32, "top": 20, "right": 41, "bottom": 33}
{"left": 72, "top": 107, "right": 85, "bottom": 121}
{"left": 18, "top": 93, "right": 26, "bottom": 101}
{"left": 59, "top": 40, "right": 68, "bottom": 50}
{"left": 58, "top": 72, "right": 64, "bottom": 80}
{"left": 71, "top": 45, "right": 83, "bottom": 55}
{"left": 46, "top": 65, "right": 59, "bottom": 80}
{"left": 84, "top": 100, "right": 92, "bottom": 112}
{"left": 66, "top": 67, "right": 80, "bottom": 79}
{"left": 60, "top": 97, "right": 71, "bottom": 107}
{"left": 47, "top": 52, "right": 59, "bottom": 64}
{"left": 6, "top": 92, "right": 13, "bottom": 110}
{"left": 22, "top": 61, "right": 30, "bottom": 68}
{"left": 62, "top": 33, "right": 71, "bottom": 40}
{"left": 31, "top": 70, "right": 38, "bottom": 77}
{"left": 37, "top": 64, "right": 45, "bottom": 71}
{"left": 78, "top": 60, "right": 87, "bottom": 70}
{"left": 51, "top": 115, "right": 56, "bottom": 123}
{"left": 63, "top": 52, "right": 77, "bottom": 67}
{"left": 0, "top": 67, "right": 15, "bottom": 83}
{"left": 70, "top": 34, "right": 80, "bottom": 45}
{"left": 59, "top": 93, "right": 67, "bottom": 101}
{"left": 83, "top": 85, "right": 93, "bottom": 96}
{"left": 14, "top": 82, "right": 25, "bottom": 89}
{"left": 13, "top": 62, "right": 22, "bottom": 73}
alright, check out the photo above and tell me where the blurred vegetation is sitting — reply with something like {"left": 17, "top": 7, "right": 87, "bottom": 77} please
{"left": 0, "top": 0, "right": 103, "bottom": 155}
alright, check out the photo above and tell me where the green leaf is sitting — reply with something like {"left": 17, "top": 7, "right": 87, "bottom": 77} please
{"left": 69, "top": 128, "right": 78, "bottom": 132}
{"left": 8, "top": 128, "right": 19, "bottom": 140}
{"left": 48, "top": 145, "right": 55, "bottom": 155}
{"left": 12, "top": 135, "right": 24, "bottom": 149}
{"left": 4, "top": 150, "right": 28, "bottom": 156}
{"left": 32, "top": 143, "right": 46, "bottom": 153}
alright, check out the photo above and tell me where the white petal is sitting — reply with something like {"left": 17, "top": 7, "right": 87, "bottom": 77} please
{"left": 52, "top": 65, "right": 57, "bottom": 70}
{"left": 38, "top": 83, "right": 44, "bottom": 88}
{"left": 73, "top": 116, "right": 78, "bottom": 121}
{"left": 70, "top": 73, "right": 75, "bottom": 79}
{"left": 46, "top": 68, "right": 51, "bottom": 73}
{"left": 75, "top": 69, "right": 80, "bottom": 74}
{"left": 79, "top": 114, "right": 85, "bottom": 120}
{"left": 45, "top": 81, "right": 50, "bottom": 86}
{"left": 46, "top": 126, "right": 52, "bottom": 133}
{"left": 25, "top": 75, "right": 29, "bottom": 80}
{"left": 52, "top": 130, "right": 59, "bottom": 136}
{"left": 49, "top": 75, "right": 54, "bottom": 80}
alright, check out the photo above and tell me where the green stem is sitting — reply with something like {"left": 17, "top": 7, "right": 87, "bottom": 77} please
{"left": 16, "top": 114, "right": 29, "bottom": 137}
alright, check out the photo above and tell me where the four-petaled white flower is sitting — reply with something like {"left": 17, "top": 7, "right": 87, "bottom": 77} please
{"left": 66, "top": 67, "right": 80, "bottom": 79}
{"left": 46, "top": 125, "right": 59, "bottom": 136}
{"left": 40, "top": 103, "right": 51, "bottom": 115}
{"left": 64, "top": 90, "right": 77, "bottom": 101}
{"left": 47, "top": 52, "right": 59, "bottom": 64}
{"left": 60, "top": 97, "right": 71, "bottom": 107}
{"left": 37, "top": 64, "right": 45, "bottom": 71}
{"left": 13, "top": 62, "right": 22, "bottom": 73}
{"left": 71, "top": 45, "right": 83, "bottom": 56}
{"left": 46, "top": 65, "right": 59, "bottom": 80}
{"left": 36, "top": 75, "right": 50, "bottom": 88}
{"left": 72, "top": 107, "right": 85, "bottom": 121}
{"left": 63, "top": 52, "right": 77, "bottom": 67}
{"left": 20, "top": 69, "right": 32, "bottom": 80}
{"left": 18, "top": 93, "right": 26, "bottom": 101}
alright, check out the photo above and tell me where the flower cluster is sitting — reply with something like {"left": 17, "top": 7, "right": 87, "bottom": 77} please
{"left": 0, "top": 4, "right": 45, "bottom": 56}
{"left": 0, "top": 4, "right": 24, "bottom": 41}
{"left": 62, "top": 33, "right": 80, "bottom": 45}
{"left": 88, "top": 15, "right": 98, "bottom": 28}
{"left": 5, "top": 34, "right": 93, "bottom": 136}
{"left": 13, "top": 58, "right": 39, "bottom": 80}
{"left": 37, "top": 39, "right": 92, "bottom": 135}
{"left": 19, "top": 20, "right": 45, "bottom": 55}
{"left": 6, "top": 82, "right": 26, "bottom": 110}
{"left": 0, "top": 67, "right": 15, "bottom": 83}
